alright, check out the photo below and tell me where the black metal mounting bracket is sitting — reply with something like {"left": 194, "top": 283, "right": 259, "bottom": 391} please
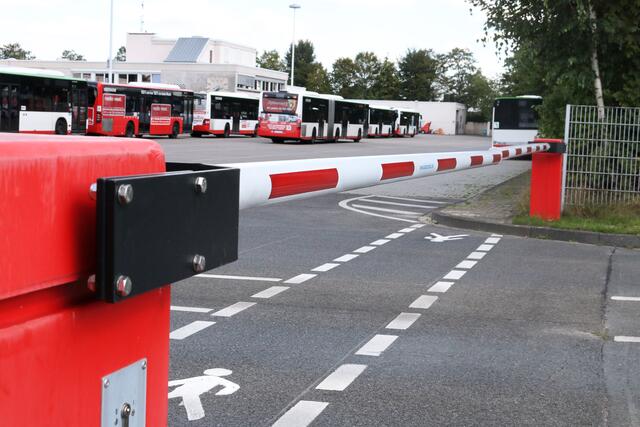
{"left": 96, "top": 163, "right": 239, "bottom": 303}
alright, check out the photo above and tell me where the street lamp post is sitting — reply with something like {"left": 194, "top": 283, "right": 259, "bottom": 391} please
{"left": 289, "top": 4, "right": 300, "bottom": 87}
{"left": 108, "top": 0, "right": 114, "bottom": 83}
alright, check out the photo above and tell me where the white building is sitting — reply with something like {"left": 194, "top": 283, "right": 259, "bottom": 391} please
{"left": 0, "top": 33, "right": 288, "bottom": 93}
{"left": 356, "top": 100, "right": 467, "bottom": 135}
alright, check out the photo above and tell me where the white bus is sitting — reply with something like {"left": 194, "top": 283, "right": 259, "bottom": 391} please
{"left": 368, "top": 105, "right": 397, "bottom": 137}
{"left": 191, "top": 91, "right": 260, "bottom": 137}
{"left": 492, "top": 95, "right": 542, "bottom": 146}
{"left": 0, "top": 66, "right": 88, "bottom": 134}
{"left": 393, "top": 108, "right": 420, "bottom": 137}
{"left": 259, "top": 90, "right": 368, "bottom": 143}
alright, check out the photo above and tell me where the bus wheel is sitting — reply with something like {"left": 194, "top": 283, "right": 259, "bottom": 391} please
{"left": 169, "top": 122, "right": 179, "bottom": 139}
{"left": 125, "top": 121, "right": 135, "bottom": 137}
{"left": 54, "top": 118, "right": 67, "bottom": 135}
{"left": 253, "top": 125, "right": 259, "bottom": 138}
{"left": 223, "top": 125, "right": 230, "bottom": 138}
{"left": 191, "top": 132, "right": 202, "bottom": 137}
{"left": 355, "top": 129, "right": 362, "bottom": 142}
{"left": 271, "top": 138, "right": 283, "bottom": 144}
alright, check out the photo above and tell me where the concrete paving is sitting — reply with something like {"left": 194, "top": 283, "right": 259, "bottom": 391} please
{"left": 161, "top": 135, "right": 639, "bottom": 426}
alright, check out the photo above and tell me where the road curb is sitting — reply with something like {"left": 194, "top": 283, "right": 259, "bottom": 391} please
{"left": 429, "top": 210, "right": 640, "bottom": 248}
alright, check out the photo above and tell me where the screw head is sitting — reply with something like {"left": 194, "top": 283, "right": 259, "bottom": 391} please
{"left": 103, "top": 378, "right": 110, "bottom": 388}
{"left": 117, "top": 184, "right": 134, "bottom": 205}
{"left": 192, "top": 254, "right": 206, "bottom": 273}
{"left": 141, "top": 360, "right": 147, "bottom": 370}
{"left": 115, "top": 275, "right": 132, "bottom": 297}
{"left": 194, "top": 176, "right": 207, "bottom": 194}
{"left": 87, "top": 274, "right": 96, "bottom": 292}
{"left": 89, "top": 183, "right": 97, "bottom": 201}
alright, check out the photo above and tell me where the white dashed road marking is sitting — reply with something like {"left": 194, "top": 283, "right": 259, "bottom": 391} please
{"left": 443, "top": 270, "right": 467, "bottom": 280}
{"left": 467, "top": 251, "right": 487, "bottom": 260}
{"left": 272, "top": 400, "right": 329, "bottom": 427}
{"left": 356, "top": 334, "right": 398, "bottom": 356}
{"left": 385, "top": 233, "right": 404, "bottom": 239}
{"left": 334, "top": 254, "right": 359, "bottom": 262}
{"left": 170, "top": 306, "right": 212, "bottom": 313}
{"left": 411, "top": 224, "right": 425, "bottom": 228}
{"left": 409, "top": 295, "right": 438, "bottom": 309}
{"left": 611, "top": 296, "right": 640, "bottom": 302}
{"left": 211, "top": 302, "right": 256, "bottom": 317}
{"left": 476, "top": 244, "right": 494, "bottom": 251}
{"left": 386, "top": 312, "right": 421, "bottom": 330}
{"left": 316, "top": 364, "right": 368, "bottom": 391}
{"left": 252, "top": 286, "right": 290, "bottom": 299}
{"left": 312, "top": 263, "right": 340, "bottom": 272}
{"left": 197, "top": 274, "right": 282, "bottom": 282}
{"left": 456, "top": 260, "right": 478, "bottom": 269}
{"left": 285, "top": 274, "right": 317, "bottom": 284}
{"left": 354, "top": 246, "right": 376, "bottom": 254}
{"left": 371, "top": 239, "right": 390, "bottom": 246}
{"left": 428, "top": 281, "right": 454, "bottom": 293}
{"left": 485, "top": 237, "right": 501, "bottom": 244}
{"left": 614, "top": 336, "right": 640, "bottom": 343}
{"left": 170, "top": 321, "right": 216, "bottom": 340}
{"left": 399, "top": 227, "right": 416, "bottom": 233}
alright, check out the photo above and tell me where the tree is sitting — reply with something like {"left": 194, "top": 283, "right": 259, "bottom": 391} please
{"left": 465, "top": 71, "right": 498, "bottom": 121}
{"left": 352, "top": 52, "right": 382, "bottom": 99}
{"left": 330, "top": 57, "right": 358, "bottom": 98}
{"left": 437, "top": 48, "right": 478, "bottom": 103}
{"left": 305, "top": 63, "right": 332, "bottom": 93}
{"left": 0, "top": 43, "right": 35, "bottom": 60}
{"left": 257, "top": 50, "right": 284, "bottom": 71}
{"left": 116, "top": 46, "right": 126, "bottom": 62}
{"left": 398, "top": 49, "right": 439, "bottom": 101}
{"left": 61, "top": 50, "right": 85, "bottom": 61}
{"left": 284, "top": 40, "right": 318, "bottom": 88}
{"left": 467, "top": 0, "right": 640, "bottom": 136}
{"left": 371, "top": 59, "right": 401, "bottom": 100}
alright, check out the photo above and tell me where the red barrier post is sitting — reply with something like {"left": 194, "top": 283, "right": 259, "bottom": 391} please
{"left": 529, "top": 138, "right": 566, "bottom": 220}
{"left": 0, "top": 134, "right": 169, "bottom": 426}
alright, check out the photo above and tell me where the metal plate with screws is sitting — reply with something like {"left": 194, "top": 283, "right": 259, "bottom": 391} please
{"left": 101, "top": 359, "right": 147, "bottom": 427}
{"left": 96, "top": 165, "right": 239, "bottom": 302}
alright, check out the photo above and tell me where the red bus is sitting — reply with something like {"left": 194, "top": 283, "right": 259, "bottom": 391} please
{"left": 87, "top": 82, "right": 194, "bottom": 138}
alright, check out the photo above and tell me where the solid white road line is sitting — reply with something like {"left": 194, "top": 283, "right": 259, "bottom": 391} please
{"left": 354, "top": 246, "right": 376, "bottom": 254}
{"left": 411, "top": 224, "right": 426, "bottom": 229}
{"left": 351, "top": 204, "right": 423, "bottom": 215}
{"left": 334, "top": 254, "right": 359, "bottom": 262}
{"left": 211, "top": 302, "right": 256, "bottom": 317}
{"left": 252, "top": 286, "right": 290, "bottom": 299}
{"left": 373, "top": 195, "right": 447, "bottom": 204}
{"left": 386, "top": 233, "right": 404, "bottom": 239}
{"left": 339, "top": 196, "right": 418, "bottom": 224}
{"left": 386, "top": 312, "right": 421, "bottom": 330}
{"left": 197, "top": 274, "right": 282, "bottom": 282}
{"left": 316, "top": 364, "right": 368, "bottom": 391}
{"left": 272, "top": 400, "right": 329, "bottom": 427}
{"left": 355, "top": 334, "right": 398, "bottom": 356}
{"left": 360, "top": 199, "right": 437, "bottom": 209}
{"left": 399, "top": 227, "right": 416, "bottom": 233}
{"left": 169, "top": 321, "right": 215, "bottom": 340}
{"left": 312, "top": 263, "right": 340, "bottom": 272}
{"left": 285, "top": 274, "right": 317, "bottom": 284}
{"left": 170, "top": 306, "right": 212, "bottom": 313}
{"left": 443, "top": 270, "right": 467, "bottom": 280}
{"left": 409, "top": 295, "right": 439, "bottom": 309}
{"left": 611, "top": 296, "right": 640, "bottom": 302}
{"left": 467, "top": 251, "right": 487, "bottom": 260}
{"left": 476, "top": 244, "right": 494, "bottom": 251}
{"left": 428, "top": 281, "right": 454, "bottom": 293}
{"left": 614, "top": 336, "right": 640, "bottom": 343}
{"left": 485, "top": 237, "right": 501, "bottom": 244}
{"left": 456, "top": 260, "right": 478, "bottom": 269}
{"left": 491, "top": 233, "right": 503, "bottom": 237}
{"left": 371, "top": 239, "right": 390, "bottom": 246}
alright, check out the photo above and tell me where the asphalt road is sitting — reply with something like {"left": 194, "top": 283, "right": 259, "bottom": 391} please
{"left": 162, "top": 135, "right": 639, "bottom": 426}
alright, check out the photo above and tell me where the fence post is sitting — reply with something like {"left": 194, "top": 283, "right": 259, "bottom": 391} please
{"left": 530, "top": 138, "right": 566, "bottom": 220}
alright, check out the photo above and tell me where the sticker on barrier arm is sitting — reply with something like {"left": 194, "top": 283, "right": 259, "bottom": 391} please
{"left": 96, "top": 164, "right": 240, "bottom": 302}
{"left": 424, "top": 232, "right": 468, "bottom": 243}
{"left": 169, "top": 369, "right": 239, "bottom": 421}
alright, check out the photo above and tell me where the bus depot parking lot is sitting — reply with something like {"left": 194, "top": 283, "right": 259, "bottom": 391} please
{"left": 162, "top": 134, "right": 640, "bottom": 426}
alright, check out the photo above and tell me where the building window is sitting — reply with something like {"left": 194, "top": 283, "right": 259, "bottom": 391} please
{"left": 128, "top": 74, "right": 138, "bottom": 83}
{"left": 152, "top": 73, "right": 161, "bottom": 83}
{"left": 72, "top": 73, "right": 82, "bottom": 78}
{"left": 141, "top": 73, "right": 151, "bottom": 82}
{"left": 82, "top": 73, "right": 92, "bottom": 80}
{"left": 118, "top": 74, "right": 127, "bottom": 84}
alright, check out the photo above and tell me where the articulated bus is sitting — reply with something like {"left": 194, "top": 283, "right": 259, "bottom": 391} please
{"left": 0, "top": 67, "right": 88, "bottom": 134}
{"left": 492, "top": 95, "right": 542, "bottom": 146}
{"left": 191, "top": 91, "right": 260, "bottom": 137}
{"left": 368, "top": 105, "right": 397, "bottom": 137}
{"left": 86, "top": 82, "right": 194, "bottom": 138}
{"left": 393, "top": 108, "right": 420, "bottom": 137}
{"left": 259, "top": 90, "right": 368, "bottom": 143}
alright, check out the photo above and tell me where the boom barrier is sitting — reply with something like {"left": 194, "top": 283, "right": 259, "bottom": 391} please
{"left": 0, "top": 133, "right": 562, "bottom": 426}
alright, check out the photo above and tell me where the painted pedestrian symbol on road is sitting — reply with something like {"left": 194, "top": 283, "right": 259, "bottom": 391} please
{"left": 168, "top": 368, "right": 240, "bottom": 421}
{"left": 424, "top": 232, "right": 468, "bottom": 243}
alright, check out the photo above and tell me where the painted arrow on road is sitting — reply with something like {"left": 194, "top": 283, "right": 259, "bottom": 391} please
{"left": 424, "top": 232, "right": 469, "bottom": 243}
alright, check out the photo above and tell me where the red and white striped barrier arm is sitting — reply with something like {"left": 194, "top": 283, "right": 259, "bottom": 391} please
{"left": 223, "top": 142, "right": 551, "bottom": 210}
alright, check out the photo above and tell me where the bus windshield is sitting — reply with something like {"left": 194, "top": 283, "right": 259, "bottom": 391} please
{"left": 494, "top": 98, "right": 541, "bottom": 130}
{"left": 262, "top": 93, "right": 298, "bottom": 115}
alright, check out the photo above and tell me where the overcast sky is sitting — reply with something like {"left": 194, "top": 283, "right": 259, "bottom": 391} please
{"left": 4, "top": 0, "right": 504, "bottom": 77}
